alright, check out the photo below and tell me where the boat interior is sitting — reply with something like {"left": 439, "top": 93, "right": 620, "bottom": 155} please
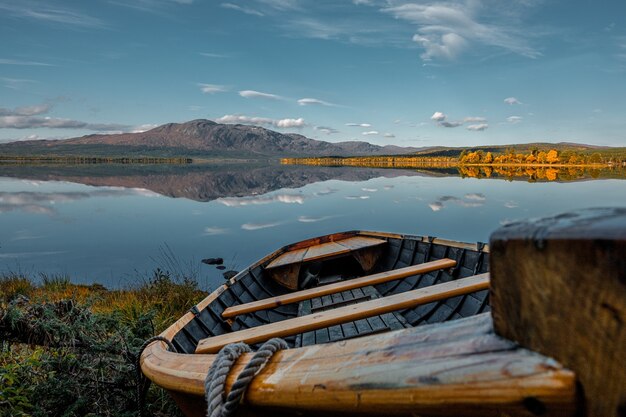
{"left": 170, "top": 231, "right": 491, "bottom": 354}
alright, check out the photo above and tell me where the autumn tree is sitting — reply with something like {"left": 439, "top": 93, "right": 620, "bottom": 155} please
{"left": 546, "top": 149, "right": 559, "bottom": 164}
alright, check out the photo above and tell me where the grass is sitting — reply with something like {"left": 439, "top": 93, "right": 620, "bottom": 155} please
{"left": 0, "top": 269, "right": 209, "bottom": 417}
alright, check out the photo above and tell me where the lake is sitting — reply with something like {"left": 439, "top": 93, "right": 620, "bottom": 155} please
{"left": 1, "top": 162, "right": 625, "bottom": 289}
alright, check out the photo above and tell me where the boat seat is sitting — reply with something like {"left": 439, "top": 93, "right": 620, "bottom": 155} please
{"left": 296, "top": 286, "right": 409, "bottom": 347}
{"left": 265, "top": 236, "right": 388, "bottom": 290}
{"left": 265, "top": 236, "right": 387, "bottom": 269}
{"left": 222, "top": 258, "right": 456, "bottom": 318}
{"left": 195, "top": 273, "right": 490, "bottom": 354}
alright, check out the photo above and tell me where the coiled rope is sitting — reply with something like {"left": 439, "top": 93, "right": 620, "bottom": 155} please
{"left": 135, "top": 336, "right": 177, "bottom": 417}
{"left": 205, "top": 338, "right": 288, "bottom": 417}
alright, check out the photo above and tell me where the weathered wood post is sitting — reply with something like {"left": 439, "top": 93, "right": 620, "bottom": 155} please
{"left": 490, "top": 208, "right": 626, "bottom": 417}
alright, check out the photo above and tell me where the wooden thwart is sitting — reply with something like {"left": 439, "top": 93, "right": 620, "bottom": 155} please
{"left": 197, "top": 273, "right": 490, "bottom": 354}
{"left": 266, "top": 236, "right": 386, "bottom": 269}
{"left": 222, "top": 258, "right": 456, "bottom": 318}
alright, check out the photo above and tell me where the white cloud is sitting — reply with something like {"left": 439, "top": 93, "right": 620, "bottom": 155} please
{"left": 203, "top": 226, "right": 228, "bottom": 235}
{"left": 221, "top": 3, "right": 264, "bottom": 16}
{"left": 1, "top": 77, "right": 37, "bottom": 90}
{"left": 0, "top": 58, "right": 54, "bottom": 66}
{"left": 507, "top": 116, "right": 523, "bottom": 124}
{"left": 466, "top": 123, "right": 488, "bottom": 131}
{"left": 297, "top": 215, "right": 334, "bottom": 223}
{"left": 430, "top": 111, "right": 446, "bottom": 121}
{"left": 130, "top": 124, "right": 158, "bottom": 133}
{"left": 297, "top": 97, "right": 336, "bottom": 106}
{"left": 362, "top": 130, "right": 379, "bottom": 136}
{"left": 0, "top": 103, "right": 52, "bottom": 116}
{"left": 314, "top": 126, "right": 339, "bottom": 135}
{"left": 465, "top": 193, "right": 486, "bottom": 201}
{"left": 198, "top": 83, "right": 227, "bottom": 94}
{"left": 439, "top": 121, "right": 462, "bottom": 128}
{"left": 215, "top": 114, "right": 306, "bottom": 129}
{"left": 429, "top": 202, "right": 444, "bottom": 211}
{"left": 384, "top": 133, "right": 395, "bottom": 138}
{"left": 239, "top": 90, "right": 284, "bottom": 100}
{"left": 217, "top": 194, "right": 305, "bottom": 207}
{"left": 463, "top": 116, "right": 487, "bottom": 123}
{"left": 241, "top": 221, "right": 283, "bottom": 230}
{"left": 504, "top": 201, "right": 519, "bottom": 208}
{"left": 383, "top": 3, "right": 539, "bottom": 61}
{"left": 345, "top": 195, "right": 370, "bottom": 200}
{"left": 199, "top": 52, "right": 228, "bottom": 58}
{"left": 0, "top": 3, "right": 106, "bottom": 28}
{"left": 362, "top": 187, "right": 378, "bottom": 192}
{"left": 346, "top": 122, "right": 371, "bottom": 127}
{"left": 0, "top": 116, "right": 129, "bottom": 131}
{"left": 504, "top": 97, "right": 522, "bottom": 105}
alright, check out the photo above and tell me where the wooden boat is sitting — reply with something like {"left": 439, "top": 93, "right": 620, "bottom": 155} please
{"left": 141, "top": 209, "right": 625, "bottom": 417}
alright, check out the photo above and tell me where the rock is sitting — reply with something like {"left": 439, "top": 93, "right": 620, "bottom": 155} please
{"left": 202, "top": 257, "right": 223, "bottom": 265}
{"left": 216, "top": 265, "right": 226, "bottom": 270}
{"left": 222, "top": 270, "right": 238, "bottom": 280}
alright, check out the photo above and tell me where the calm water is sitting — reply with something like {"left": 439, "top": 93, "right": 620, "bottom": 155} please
{"left": 1, "top": 163, "right": 625, "bottom": 288}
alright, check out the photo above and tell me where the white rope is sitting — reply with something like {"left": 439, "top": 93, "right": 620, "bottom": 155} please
{"left": 205, "top": 338, "right": 288, "bottom": 417}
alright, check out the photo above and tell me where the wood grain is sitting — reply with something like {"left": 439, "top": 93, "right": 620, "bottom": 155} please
{"left": 490, "top": 207, "right": 626, "bottom": 417}
{"left": 198, "top": 273, "right": 489, "bottom": 353}
{"left": 223, "top": 258, "right": 456, "bottom": 318}
{"left": 142, "top": 313, "right": 577, "bottom": 417}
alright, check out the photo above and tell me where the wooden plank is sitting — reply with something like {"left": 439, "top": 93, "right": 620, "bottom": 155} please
{"left": 144, "top": 314, "right": 578, "bottom": 416}
{"left": 197, "top": 273, "right": 490, "bottom": 353}
{"left": 222, "top": 258, "right": 456, "bottom": 318}
{"left": 335, "top": 236, "right": 387, "bottom": 250}
{"left": 266, "top": 247, "right": 308, "bottom": 269}
{"left": 302, "top": 241, "right": 351, "bottom": 262}
{"left": 490, "top": 207, "right": 626, "bottom": 417}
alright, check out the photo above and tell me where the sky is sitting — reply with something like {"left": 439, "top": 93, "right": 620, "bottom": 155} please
{"left": 1, "top": 0, "right": 625, "bottom": 147}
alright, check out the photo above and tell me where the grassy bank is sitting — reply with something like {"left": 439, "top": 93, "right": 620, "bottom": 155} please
{"left": 0, "top": 270, "right": 208, "bottom": 417}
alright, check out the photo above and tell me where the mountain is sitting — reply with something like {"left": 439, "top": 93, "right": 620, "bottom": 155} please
{"left": 0, "top": 119, "right": 421, "bottom": 158}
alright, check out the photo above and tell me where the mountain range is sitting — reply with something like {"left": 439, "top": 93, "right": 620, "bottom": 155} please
{"left": 0, "top": 119, "right": 420, "bottom": 158}
{"left": 0, "top": 119, "right": 620, "bottom": 160}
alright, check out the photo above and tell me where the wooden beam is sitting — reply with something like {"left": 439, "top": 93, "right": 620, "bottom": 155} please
{"left": 223, "top": 258, "right": 456, "bottom": 318}
{"left": 197, "top": 273, "right": 489, "bottom": 354}
{"left": 490, "top": 207, "right": 626, "bottom": 417}
{"left": 144, "top": 314, "right": 578, "bottom": 417}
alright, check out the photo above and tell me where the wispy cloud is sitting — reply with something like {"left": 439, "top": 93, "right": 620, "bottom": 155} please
{"left": 428, "top": 194, "right": 486, "bottom": 211}
{"left": 432, "top": 111, "right": 486, "bottom": 129}
{"left": 345, "top": 195, "right": 370, "bottom": 200}
{"left": 382, "top": 2, "right": 539, "bottom": 61}
{"left": 203, "top": 226, "right": 228, "bottom": 235}
{"left": 1, "top": 77, "right": 38, "bottom": 90}
{"left": 314, "top": 126, "right": 339, "bottom": 135}
{"left": 362, "top": 130, "right": 379, "bottom": 136}
{"left": 297, "top": 215, "right": 335, "bottom": 223}
{"left": 507, "top": 115, "right": 523, "bottom": 124}
{"left": 221, "top": 2, "right": 264, "bottom": 16}
{"left": 239, "top": 90, "right": 284, "bottom": 100}
{"left": 466, "top": 123, "right": 488, "bottom": 131}
{"left": 217, "top": 194, "right": 305, "bottom": 207}
{"left": 0, "top": 2, "right": 106, "bottom": 28}
{"left": 241, "top": 221, "right": 283, "bottom": 230}
{"left": 216, "top": 114, "right": 305, "bottom": 129}
{"left": 346, "top": 122, "right": 371, "bottom": 127}
{"left": 0, "top": 116, "right": 130, "bottom": 131}
{"left": 199, "top": 52, "right": 229, "bottom": 58}
{"left": 0, "top": 103, "right": 52, "bottom": 116}
{"left": 297, "top": 97, "right": 336, "bottom": 106}
{"left": 384, "top": 133, "right": 395, "bottom": 138}
{"left": 198, "top": 83, "right": 228, "bottom": 94}
{"left": 504, "top": 97, "right": 522, "bottom": 105}
{"left": 0, "top": 58, "right": 54, "bottom": 66}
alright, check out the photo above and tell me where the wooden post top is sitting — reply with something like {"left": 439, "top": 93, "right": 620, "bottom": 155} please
{"left": 491, "top": 207, "right": 626, "bottom": 241}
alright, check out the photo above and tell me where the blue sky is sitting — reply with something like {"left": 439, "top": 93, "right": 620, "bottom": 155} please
{"left": 1, "top": 0, "right": 625, "bottom": 147}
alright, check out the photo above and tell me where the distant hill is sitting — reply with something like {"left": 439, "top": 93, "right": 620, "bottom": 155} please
{"left": 0, "top": 119, "right": 421, "bottom": 158}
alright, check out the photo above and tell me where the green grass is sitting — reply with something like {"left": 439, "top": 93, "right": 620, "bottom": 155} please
{"left": 0, "top": 270, "right": 209, "bottom": 417}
